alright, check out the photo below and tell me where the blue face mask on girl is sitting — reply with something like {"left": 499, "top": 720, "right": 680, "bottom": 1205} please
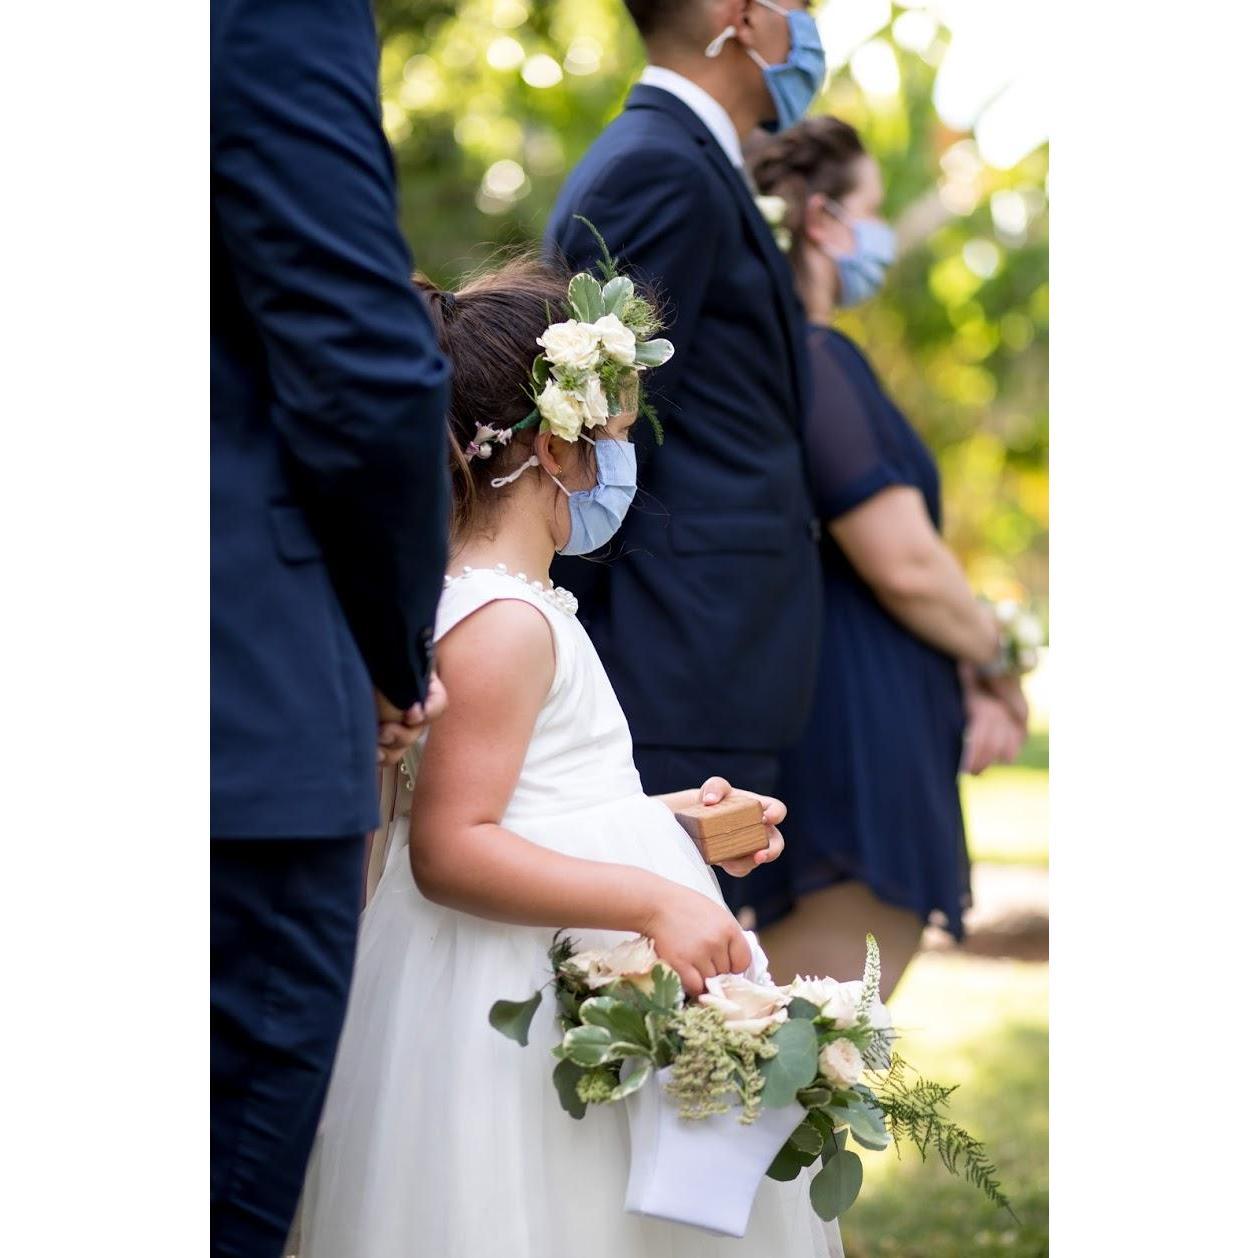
{"left": 554, "top": 437, "right": 638, "bottom": 556}
{"left": 490, "top": 436, "right": 638, "bottom": 556}
{"left": 708, "top": 1, "right": 827, "bottom": 133}
{"left": 824, "top": 200, "right": 897, "bottom": 306}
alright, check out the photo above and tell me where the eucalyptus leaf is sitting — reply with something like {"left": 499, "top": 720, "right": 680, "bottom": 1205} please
{"left": 561, "top": 1024, "right": 614, "bottom": 1067}
{"left": 844, "top": 1100, "right": 891, "bottom": 1151}
{"left": 809, "top": 1148, "right": 864, "bottom": 1220}
{"left": 788, "top": 997, "right": 822, "bottom": 1021}
{"left": 601, "top": 276, "right": 633, "bottom": 317}
{"left": 761, "top": 1019, "right": 819, "bottom": 1108}
{"left": 766, "top": 1141, "right": 812, "bottom": 1183}
{"left": 568, "top": 273, "right": 604, "bottom": 322}
{"left": 552, "top": 1059, "right": 588, "bottom": 1120}
{"left": 488, "top": 990, "right": 542, "bottom": 1047}
{"left": 608, "top": 1057, "right": 652, "bottom": 1102}
{"left": 531, "top": 353, "right": 550, "bottom": 387}
{"left": 634, "top": 338, "right": 674, "bottom": 368}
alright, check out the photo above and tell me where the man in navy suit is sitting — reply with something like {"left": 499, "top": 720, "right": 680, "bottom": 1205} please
{"left": 546, "top": 2, "right": 824, "bottom": 850}
{"left": 211, "top": 1, "right": 450, "bottom": 1252}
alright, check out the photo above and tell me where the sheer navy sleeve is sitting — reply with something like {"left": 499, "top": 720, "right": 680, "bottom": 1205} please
{"left": 803, "top": 328, "right": 913, "bottom": 523}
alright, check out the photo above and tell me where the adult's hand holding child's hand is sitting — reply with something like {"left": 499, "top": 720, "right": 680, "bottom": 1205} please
{"left": 375, "top": 675, "right": 448, "bottom": 766}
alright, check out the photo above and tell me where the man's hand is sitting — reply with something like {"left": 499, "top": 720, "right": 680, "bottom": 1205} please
{"left": 694, "top": 775, "right": 787, "bottom": 878}
{"left": 375, "top": 674, "right": 448, "bottom": 766}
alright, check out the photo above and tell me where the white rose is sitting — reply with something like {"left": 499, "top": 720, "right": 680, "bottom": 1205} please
{"left": 788, "top": 976, "right": 858, "bottom": 1028}
{"left": 1014, "top": 612, "right": 1043, "bottom": 648}
{"left": 819, "top": 1038, "right": 865, "bottom": 1088}
{"left": 699, "top": 974, "right": 790, "bottom": 1035}
{"left": 537, "top": 319, "right": 601, "bottom": 370}
{"left": 590, "top": 314, "right": 637, "bottom": 366}
{"left": 579, "top": 373, "right": 609, "bottom": 428}
{"left": 755, "top": 194, "right": 788, "bottom": 226}
{"left": 569, "top": 936, "right": 663, "bottom": 994}
{"left": 536, "top": 379, "right": 584, "bottom": 442}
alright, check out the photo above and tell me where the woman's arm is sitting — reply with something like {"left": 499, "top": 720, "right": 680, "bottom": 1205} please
{"left": 409, "top": 599, "right": 751, "bottom": 994}
{"left": 830, "top": 485, "right": 1001, "bottom": 665}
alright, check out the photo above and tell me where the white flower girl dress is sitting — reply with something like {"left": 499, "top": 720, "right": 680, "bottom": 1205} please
{"left": 298, "top": 567, "right": 838, "bottom": 1258}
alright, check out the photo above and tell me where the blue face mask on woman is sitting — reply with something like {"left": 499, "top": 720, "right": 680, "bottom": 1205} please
{"left": 554, "top": 437, "right": 638, "bottom": 557}
{"left": 707, "top": 1, "right": 827, "bottom": 132}
{"left": 824, "top": 201, "right": 897, "bottom": 306}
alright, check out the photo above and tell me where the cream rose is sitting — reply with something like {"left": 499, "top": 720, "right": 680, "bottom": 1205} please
{"left": 699, "top": 974, "right": 790, "bottom": 1035}
{"left": 787, "top": 976, "right": 859, "bottom": 1028}
{"left": 568, "top": 936, "right": 662, "bottom": 994}
{"left": 537, "top": 319, "right": 601, "bottom": 370}
{"left": 590, "top": 314, "right": 637, "bottom": 366}
{"left": 537, "top": 379, "right": 584, "bottom": 442}
{"left": 819, "top": 1038, "right": 865, "bottom": 1088}
{"left": 579, "top": 374, "right": 609, "bottom": 428}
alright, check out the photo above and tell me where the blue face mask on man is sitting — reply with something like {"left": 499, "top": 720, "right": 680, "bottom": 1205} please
{"left": 824, "top": 200, "right": 897, "bottom": 306}
{"left": 707, "top": 1, "right": 827, "bottom": 132}
{"left": 554, "top": 437, "right": 638, "bottom": 556}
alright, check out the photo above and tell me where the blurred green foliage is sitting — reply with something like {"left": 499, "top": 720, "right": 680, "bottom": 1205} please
{"left": 375, "top": 1, "right": 1048, "bottom": 607}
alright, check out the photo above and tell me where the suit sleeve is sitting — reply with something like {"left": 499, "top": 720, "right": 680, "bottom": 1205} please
{"left": 547, "top": 148, "right": 721, "bottom": 468}
{"left": 211, "top": 0, "right": 450, "bottom": 708}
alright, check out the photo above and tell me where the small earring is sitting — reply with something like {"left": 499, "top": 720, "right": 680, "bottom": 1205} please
{"left": 705, "top": 25, "right": 737, "bottom": 58}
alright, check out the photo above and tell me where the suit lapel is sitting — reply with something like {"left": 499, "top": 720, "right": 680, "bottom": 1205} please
{"left": 624, "top": 86, "right": 807, "bottom": 426}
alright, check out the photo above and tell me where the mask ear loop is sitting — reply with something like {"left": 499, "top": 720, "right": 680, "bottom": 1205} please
{"left": 705, "top": 25, "right": 736, "bottom": 57}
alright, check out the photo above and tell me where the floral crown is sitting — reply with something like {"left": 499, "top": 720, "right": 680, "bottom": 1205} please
{"left": 464, "top": 217, "right": 674, "bottom": 463}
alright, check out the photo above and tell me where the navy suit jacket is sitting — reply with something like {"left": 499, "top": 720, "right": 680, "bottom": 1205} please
{"left": 546, "top": 85, "right": 822, "bottom": 752}
{"left": 211, "top": 0, "right": 450, "bottom": 837}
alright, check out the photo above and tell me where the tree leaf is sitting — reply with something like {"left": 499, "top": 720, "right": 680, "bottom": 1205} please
{"left": 561, "top": 1024, "right": 614, "bottom": 1067}
{"left": 788, "top": 997, "right": 822, "bottom": 1021}
{"left": 788, "top": 1119, "right": 825, "bottom": 1157}
{"left": 809, "top": 1148, "right": 864, "bottom": 1220}
{"left": 568, "top": 273, "right": 604, "bottom": 322}
{"left": 601, "top": 276, "right": 633, "bottom": 317}
{"left": 578, "top": 996, "right": 649, "bottom": 1048}
{"left": 608, "top": 1057, "right": 652, "bottom": 1102}
{"left": 761, "top": 1019, "right": 819, "bottom": 1108}
{"left": 634, "top": 338, "right": 674, "bottom": 368}
{"left": 488, "top": 990, "right": 542, "bottom": 1046}
{"left": 552, "top": 1059, "right": 588, "bottom": 1120}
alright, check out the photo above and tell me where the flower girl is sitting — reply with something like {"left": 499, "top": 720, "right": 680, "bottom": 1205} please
{"left": 297, "top": 257, "right": 834, "bottom": 1258}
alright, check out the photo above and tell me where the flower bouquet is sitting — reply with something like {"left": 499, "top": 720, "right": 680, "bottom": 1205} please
{"left": 490, "top": 932, "right": 1013, "bottom": 1239}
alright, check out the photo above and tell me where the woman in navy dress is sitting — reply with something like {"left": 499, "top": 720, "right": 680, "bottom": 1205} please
{"left": 742, "top": 118, "right": 1030, "bottom": 996}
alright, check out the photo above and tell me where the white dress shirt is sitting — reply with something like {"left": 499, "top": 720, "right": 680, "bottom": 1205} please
{"left": 639, "top": 65, "right": 744, "bottom": 170}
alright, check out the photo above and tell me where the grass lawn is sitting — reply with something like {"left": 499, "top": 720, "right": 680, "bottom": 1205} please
{"left": 836, "top": 952, "right": 1048, "bottom": 1258}
{"left": 962, "top": 729, "right": 1049, "bottom": 867}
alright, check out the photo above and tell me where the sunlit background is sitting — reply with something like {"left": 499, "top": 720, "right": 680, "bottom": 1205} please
{"left": 373, "top": 4, "right": 1048, "bottom": 1253}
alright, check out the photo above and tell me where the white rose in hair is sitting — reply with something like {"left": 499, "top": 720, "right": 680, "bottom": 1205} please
{"left": 818, "top": 1038, "right": 865, "bottom": 1088}
{"left": 537, "top": 319, "right": 601, "bottom": 370}
{"left": 579, "top": 374, "right": 609, "bottom": 428}
{"left": 537, "top": 379, "right": 584, "bottom": 442}
{"left": 699, "top": 974, "right": 790, "bottom": 1035}
{"left": 590, "top": 314, "right": 637, "bottom": 366}
{"left": 569, "top": 936, "right": 662, "bottom": 994}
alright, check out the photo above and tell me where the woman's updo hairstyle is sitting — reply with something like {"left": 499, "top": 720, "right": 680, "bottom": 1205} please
{"left": 413, "top": 258, "right": 573, "bottom": 542}
{"left": 746, "top": 117, "right": 867, "bottom": 262}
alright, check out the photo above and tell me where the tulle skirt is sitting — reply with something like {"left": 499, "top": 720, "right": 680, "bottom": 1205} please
{"left": 297, "top": 792, "right": 838, "bottom": 1258}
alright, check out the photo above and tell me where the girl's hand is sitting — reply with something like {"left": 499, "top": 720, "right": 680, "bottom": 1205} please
{"left": 696, "top": 776, "right": 787, "bottom": 878}
{"left": 641, "top": 882, "right": 753, "bottom": 997}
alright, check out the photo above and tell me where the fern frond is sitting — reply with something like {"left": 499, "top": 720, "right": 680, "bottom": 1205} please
{"left": 573, "top": 214, "right": 619, "bottom": 281}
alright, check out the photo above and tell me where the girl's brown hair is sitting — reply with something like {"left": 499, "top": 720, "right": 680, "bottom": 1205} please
{"left": 413, "top": 257, "right": 575, "bottom": 542}
{"left": 746, "top": 117, "right": 867, "bottom": 265}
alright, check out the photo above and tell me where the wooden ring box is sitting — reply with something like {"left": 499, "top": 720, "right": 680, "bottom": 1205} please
{"left": 674, "top": 795, "right": 768, "bottom": 865}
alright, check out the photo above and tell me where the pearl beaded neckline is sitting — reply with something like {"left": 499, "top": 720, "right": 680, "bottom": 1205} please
{"left": 443, "top": 563, "right": 578, "bottom": 617}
